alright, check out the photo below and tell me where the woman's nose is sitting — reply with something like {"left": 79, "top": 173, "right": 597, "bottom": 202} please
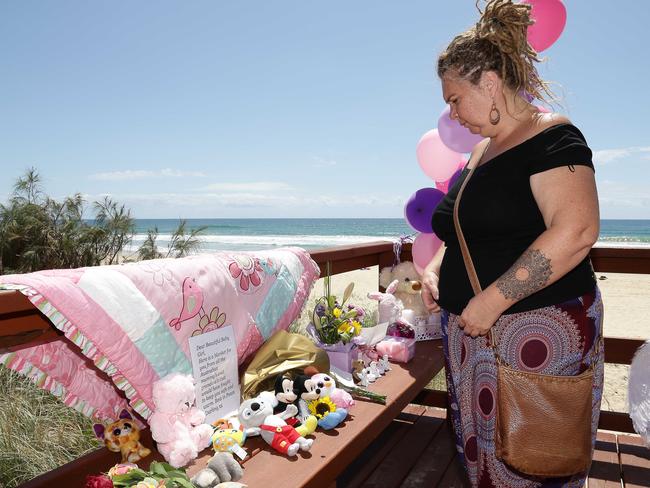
{"left": 449, "top": 106, "right": 458, "bottom": 120}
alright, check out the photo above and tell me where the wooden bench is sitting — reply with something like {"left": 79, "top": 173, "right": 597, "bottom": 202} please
{"left": 17, "top": 341, "right": 446, "bottom": 487}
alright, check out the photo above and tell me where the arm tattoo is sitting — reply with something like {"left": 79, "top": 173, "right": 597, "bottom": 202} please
{"left": 496, "top": 249, "right": 552, "bottom": 301}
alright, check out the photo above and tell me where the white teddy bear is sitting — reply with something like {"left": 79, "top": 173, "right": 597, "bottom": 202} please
{"left": 379, "top": 261, "right": 429, "bottom": 318}
{"left": 238, "top": 392, "right": 313, "bottom": 457}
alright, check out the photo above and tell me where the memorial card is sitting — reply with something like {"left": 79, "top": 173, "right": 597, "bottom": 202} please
{"left": 188, "top": 326, "right": 239, "bottom": 425}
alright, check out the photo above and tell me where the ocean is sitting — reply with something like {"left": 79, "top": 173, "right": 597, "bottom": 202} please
{"left": 125, "top": 219, "right": 650, "bottom": 254}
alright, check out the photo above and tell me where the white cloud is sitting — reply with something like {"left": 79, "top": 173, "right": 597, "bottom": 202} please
{"left": 200, "top": 182, "right": 295, "bottom": 193}
{"left": 311, "top": 156, "right": 338, "bottom": 168}
{"left": 90, "top": 190, "right": 403, "bottom": 210}
{"left": 597, "top": 180, "right": 650, "bottom": 209}
{"left": 592, "top": 146, "right": 650, "bottom": 166}
{"left": 89, "top": 168, "right": 206, "bottom": 181}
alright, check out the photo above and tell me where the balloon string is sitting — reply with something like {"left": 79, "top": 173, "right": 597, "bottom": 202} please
{"left": 393, "top": 234, "right": 415, "bottom": 270}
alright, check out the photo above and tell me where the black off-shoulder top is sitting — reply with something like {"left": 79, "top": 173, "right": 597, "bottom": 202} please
{"left": 431, "top": 123, "right": 597, "bottom": 315}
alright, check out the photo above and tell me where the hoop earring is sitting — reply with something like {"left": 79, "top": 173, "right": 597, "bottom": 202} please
{"left": 489, "top": 101, "right": 501, "bottom": 125}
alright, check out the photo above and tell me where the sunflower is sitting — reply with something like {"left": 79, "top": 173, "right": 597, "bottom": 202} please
{"left": 307, "top": 396, "right": 337, "bottom": 419}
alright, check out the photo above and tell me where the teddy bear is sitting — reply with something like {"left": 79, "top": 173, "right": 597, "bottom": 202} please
{"left": 379, "top": 261, "right": 430, "bottom": 319}
{"left": 238, "top": 392, "right": 313, "bottom": 457}
{"left": 148, "top": 373, "right": 214, "bottom": 468}
{"left": 93, "top": 409, "right": 151, "bottom": 463}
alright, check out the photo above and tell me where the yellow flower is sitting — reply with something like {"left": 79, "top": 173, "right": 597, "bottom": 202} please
{"left": 307, "top": 396, "right": 337, "bottom": 419}
{"left": 350, "top": 320, "right": 362, "bottom": 335}
{"left": 332, "top": 308, "right": 342, "bottom": 318}
{"left": 338, "top": 320, "right": 361, "bottom": 336}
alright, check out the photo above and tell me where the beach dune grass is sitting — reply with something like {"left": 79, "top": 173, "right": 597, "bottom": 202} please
{"left": 0, "top": 366, "right": 101, "bottom": 488}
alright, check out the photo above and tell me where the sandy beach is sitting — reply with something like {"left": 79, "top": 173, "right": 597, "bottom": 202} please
{"left": 297, "top": 266, "right": 650, "bottom": 415}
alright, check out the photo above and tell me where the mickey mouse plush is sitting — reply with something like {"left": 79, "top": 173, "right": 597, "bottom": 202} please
{"left": 293, "top": 374, "right": 321, "bottom": 423}
{"left": 274, "top": 375, "right": 298, "bottom": 416}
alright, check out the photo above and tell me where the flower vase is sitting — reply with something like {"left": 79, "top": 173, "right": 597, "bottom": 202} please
{"left": 320, "top": 341, "right": 357, "bottom": 373}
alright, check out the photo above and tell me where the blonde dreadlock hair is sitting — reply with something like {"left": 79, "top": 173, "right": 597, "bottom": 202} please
{"left": 437, "top": 0, "right": 556, "bottom": 106}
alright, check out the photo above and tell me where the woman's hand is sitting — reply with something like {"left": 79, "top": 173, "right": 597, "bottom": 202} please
{"left": 421, "top": 269, "right": 441, "bottom": 313}
{"left": 458, "top": 290, "right": 503, "bottom": 338}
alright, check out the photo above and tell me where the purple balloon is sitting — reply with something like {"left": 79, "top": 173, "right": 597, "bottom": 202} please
{"left": 448, "top": 167, "right": 463, "bottom": 189}
{"left": 437, "top": 106, "right": 484, "bottom": 153}
{"left": 404, "top": 187, "right": 445, "bottom": 233}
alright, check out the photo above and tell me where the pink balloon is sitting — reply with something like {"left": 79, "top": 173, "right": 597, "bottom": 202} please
{"left": 436, "top": 158, "right": 468, "bottom": 193}
{"left": 435, "top": 179, "right": 449, "bottom": 193}
{"left": 412, "top": 233, "right": 443, "bottom": 275}
{"left": 437, "top": 106, "right": 484, "bottom": 154}
{"left": 416, "top": 129, "right": 462, "bottom": 182}
{"left": 535, "top": 105, "right": 550, "bottom": 113}
{"left": 523, "top": 0, "right": 567, "bottom": 52}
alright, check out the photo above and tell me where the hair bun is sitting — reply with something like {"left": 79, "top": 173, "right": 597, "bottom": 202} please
{"left": 474, "top": 0, "right": 533, "bottom": 54}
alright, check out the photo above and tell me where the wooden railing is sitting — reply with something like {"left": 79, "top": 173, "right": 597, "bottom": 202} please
{"left": 312, "top": 242, "right": 649, "bottom": 433}
{"left": 1, "top": 243, "right": 648, "bottom": 434}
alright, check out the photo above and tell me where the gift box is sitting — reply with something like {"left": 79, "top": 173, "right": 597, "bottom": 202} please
{"left": 412, "top": 312, "right": 442, "bottom": 341}
{"left": 376, "top": 336, "right": 416, "bottom": 363}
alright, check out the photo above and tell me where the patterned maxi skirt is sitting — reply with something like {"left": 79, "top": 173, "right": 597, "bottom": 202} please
{"left": 442, "top": 286, "right": 604, "bottom": 488}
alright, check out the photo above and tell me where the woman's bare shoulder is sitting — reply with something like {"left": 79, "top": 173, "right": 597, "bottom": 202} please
{"left": 536, "top": 112, "right": 572, "bottom": 130}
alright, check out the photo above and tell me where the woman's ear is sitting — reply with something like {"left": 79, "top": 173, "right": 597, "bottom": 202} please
{"left": 480, "top": 70, "right": 499, "bottom": 99}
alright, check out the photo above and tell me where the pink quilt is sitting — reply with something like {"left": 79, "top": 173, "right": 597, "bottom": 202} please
{"left": 0, "top": 248, "right": 319, "bottom": 422}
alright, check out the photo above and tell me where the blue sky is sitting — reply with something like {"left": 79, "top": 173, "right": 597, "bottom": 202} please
{"left": 1, "top": 1, "right": 648, "bottom": 219}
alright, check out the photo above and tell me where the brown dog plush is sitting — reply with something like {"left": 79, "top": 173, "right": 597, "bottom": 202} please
{"left": 93, "top": 409, "right": 151, "bottom": 463}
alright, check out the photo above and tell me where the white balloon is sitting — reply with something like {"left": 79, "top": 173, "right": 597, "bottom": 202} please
{"left": 628, "top": 340, "right": 650, "bottom": 447}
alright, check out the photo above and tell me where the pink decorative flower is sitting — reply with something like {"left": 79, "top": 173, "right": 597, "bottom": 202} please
{"left": 84, "top": 474, "right": 114, "bottom": 488}
{"left": 228, "top": 256, "right": 264, "bottom": 292}
{"left": 192, "top": 306, "right": 227, "bottom": 336}
{"left": 107, "top": 463, "right": 137, "bottom": 477}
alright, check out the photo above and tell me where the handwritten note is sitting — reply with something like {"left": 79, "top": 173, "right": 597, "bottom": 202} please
{"left": 188, "top": 326, "right": 239, "bottom": 425}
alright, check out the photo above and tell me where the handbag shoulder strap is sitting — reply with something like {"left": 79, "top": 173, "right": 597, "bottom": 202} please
{"left": 452, "top": 149, "right": 485, "bottom": 297}
{"left": 452, "top": 140, "right": 496, "bottom": 348}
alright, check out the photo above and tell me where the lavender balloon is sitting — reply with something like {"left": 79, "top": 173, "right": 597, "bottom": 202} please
{"left": 437, "top": 106, "right": 483, "bottom": 154}
{"left": 404, "top": 187, "right": 445, "bottom": 233}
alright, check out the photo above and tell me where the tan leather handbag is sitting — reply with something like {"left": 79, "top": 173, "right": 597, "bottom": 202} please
{"left": 452, "top": 153, "right": 599, "bottom": 477}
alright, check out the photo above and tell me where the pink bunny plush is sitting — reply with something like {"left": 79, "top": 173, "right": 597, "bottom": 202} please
{"left": 149, "top": 373, "right": 213, "bottom": 468}
{"left": 368, "top": 279, "right": 403, "bottom": 325}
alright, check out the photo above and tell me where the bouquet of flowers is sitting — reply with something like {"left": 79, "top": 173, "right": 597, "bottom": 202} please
{"left": 84, "top": 462, "right": 194, "bottom": 488}
{"left": 310, "top": 279, "right": 365, "bottom": 345}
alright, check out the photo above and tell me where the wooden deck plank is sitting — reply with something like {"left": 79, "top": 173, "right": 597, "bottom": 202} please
{"left": 337, "top": 406, "right": 426, "bottom": 488}
{"left": 400, "top": 408, "right": 459, "bottom": 488}
{"left": 436, "top": 451, "right": 471, "bottom": 488}
{"left": 587, "top": 432, "right": 622, "bottom": 488}
{"left": 617, "top": 433, "right": 650, "bottom": 488}
{"left": 359, "top": 407, "right": 446, "bottom": 488}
